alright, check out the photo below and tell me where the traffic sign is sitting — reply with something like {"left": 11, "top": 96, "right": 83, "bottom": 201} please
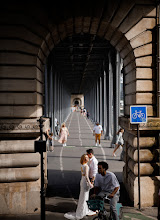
{"left": 130, "top": 106, "right": 147, "bottom": 124}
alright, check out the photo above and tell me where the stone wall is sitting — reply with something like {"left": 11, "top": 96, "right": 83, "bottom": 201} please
{"left": 118, "top": 8, "right": 160, "bottom": 207}
{"left": 0, "top": 119, "right": 50, "bottom": 214}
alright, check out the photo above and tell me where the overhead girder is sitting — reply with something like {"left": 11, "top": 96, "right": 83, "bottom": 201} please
{"left": 50, "top": 33, "right": 111, "bottom": 93}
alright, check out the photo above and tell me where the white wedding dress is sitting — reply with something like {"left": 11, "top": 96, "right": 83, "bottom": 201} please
{"left": 64, "top": 163, "right": 96, "bottom": 220}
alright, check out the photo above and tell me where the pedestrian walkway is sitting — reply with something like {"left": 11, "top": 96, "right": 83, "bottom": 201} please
{"left": 47, "top": 111, "right": 158, "bottom": 220}
{"left": 46, "top": 111, "right": 125, "bottom": 219}
{"left": 0, "top": 112, "right": 158, "bottom": 220}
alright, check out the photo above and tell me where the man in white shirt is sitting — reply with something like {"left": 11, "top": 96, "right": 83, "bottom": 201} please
{"left": 93, "top": 122, "right": 103, "bottom": 146}
{"left": 93, "top": 161, "right": 120, "bottom": 220}
{"left": 86, "top": 149, "right": 98, "bottom": 184}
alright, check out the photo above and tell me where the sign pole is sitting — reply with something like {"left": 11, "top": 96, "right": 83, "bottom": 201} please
{"left": 130, "top": 105, "right": 147, "bottom": 210}
{"left": 137, "top": 123, "right": 141, "bottom": 210}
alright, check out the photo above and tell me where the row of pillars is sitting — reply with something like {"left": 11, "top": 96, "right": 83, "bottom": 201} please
{"left": 44, "top": 64, "right": 71, "bottom": 134}
{"left": 85, "top": 50, "right": 123, "bottom": 142}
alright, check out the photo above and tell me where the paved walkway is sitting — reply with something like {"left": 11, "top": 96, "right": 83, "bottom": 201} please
{"left": 0, "top": 112, "right": 158, "bottom": 219}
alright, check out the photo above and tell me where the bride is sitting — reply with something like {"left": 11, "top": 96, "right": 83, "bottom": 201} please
{"left": 64, "top": 154, "right": 97, "bottom": 219}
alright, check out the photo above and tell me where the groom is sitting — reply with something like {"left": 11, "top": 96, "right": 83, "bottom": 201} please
{"left": 86, "top": 149, "right": 98, "bottom": 184}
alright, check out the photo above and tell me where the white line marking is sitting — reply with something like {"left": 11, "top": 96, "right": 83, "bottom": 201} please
{"left": 77, "top": 113, "right": 82, "bottom": 146}
{"left": 60, "top": 113, "right": 73, "bottom": 172}
{"left": 59, "top": 113, "right": 77, "bottom": 204}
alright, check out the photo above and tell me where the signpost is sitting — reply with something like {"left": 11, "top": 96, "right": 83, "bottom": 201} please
{"left": 130, "top": 106, "right": 147, "bottom": 210}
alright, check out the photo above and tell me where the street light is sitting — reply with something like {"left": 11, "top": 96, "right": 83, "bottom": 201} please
{"left": 35, "top": 116, "right": 46, "bottom": 220}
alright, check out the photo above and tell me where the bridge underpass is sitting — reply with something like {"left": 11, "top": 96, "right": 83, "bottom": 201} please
{"left": 0, "top": 0, "right": 159, "bottom": 217}
{"left": 45, "top": 111, "right": 125, "bottom": 219}
{"left": 45, "top": 33, "right": 123, "bottom": 142}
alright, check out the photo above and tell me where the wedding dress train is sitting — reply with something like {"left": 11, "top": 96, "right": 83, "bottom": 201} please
{"left": 64, "top": 164, "right": 96, "bottom": 219}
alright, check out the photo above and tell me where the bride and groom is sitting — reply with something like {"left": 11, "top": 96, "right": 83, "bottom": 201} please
{"left": 64, "top": 149, "right": 98, "bottom": 220}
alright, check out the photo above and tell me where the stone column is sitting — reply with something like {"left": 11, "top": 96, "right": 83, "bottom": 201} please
{"left": 118, "top": 9, "right": 159, "bottom": 207}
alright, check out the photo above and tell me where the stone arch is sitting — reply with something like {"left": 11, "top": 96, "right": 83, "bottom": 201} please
{"left": 71, "top": 94, "right": 84, "bottom": 108}
{"left": 0, "top": 3, "right": 157, "bottom": 119}
{"left": 0, "top": 2, "right": 159, "bottom": 213}
{"left": 73, "top": 98, "right": 82, "bottom": 106}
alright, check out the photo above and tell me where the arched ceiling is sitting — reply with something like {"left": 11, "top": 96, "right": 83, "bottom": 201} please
{"left": 0, "top": 0, "right": 157, "bottom": 95}
{"left": 50, "top": 34, "right": 112, "bottom": 94}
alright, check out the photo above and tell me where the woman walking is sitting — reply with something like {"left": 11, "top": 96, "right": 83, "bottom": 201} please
{"left": 112, "top": 128, "right": 124, "bottom": 157}
{"left": 64, "top": 154, "right": 96, "bottom": 219}
{"left": 58, "top": 122, "right": 69, "bottom": 146}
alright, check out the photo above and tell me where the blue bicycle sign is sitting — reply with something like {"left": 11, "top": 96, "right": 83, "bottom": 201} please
{"left": 130, "top": 106, "right": 147, "bottom": 124}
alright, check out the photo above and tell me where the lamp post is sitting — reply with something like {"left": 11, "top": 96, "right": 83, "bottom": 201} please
{"left": 35, "top": 116, "right": 46, "bottom": 220}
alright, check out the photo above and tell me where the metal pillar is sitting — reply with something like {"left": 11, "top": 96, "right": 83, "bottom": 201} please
{"left": 50, "top": 66, "right": 54, "bottom": 132}
{"left": 137, "top": 124, "right": 141, "bottom": 210}
{"left": 105, "top": 56, "right": 113, "bottom": 140}
{"left": 93, "top": 87, "right": 95, "bottom": 122}
{"left": 112, "top": 51, "right": 120, "bottom": 143}
{"left": 44, "top": 65, "right": 49, "bottom": 117}
{"left": 103, "top": 70, "right": 107, "bottom": 134}
{"left": 100, "top": 77, "right": 103, "bottom": 126}
{"left": 53, "top": 73, "right": 57, "bottom": 135}
{"left": 116, "top": 52, "right": 120, "bottom": 131}
{"left": 59, "top": 80, "right": 62, "bottom": 124}
{"left": 61, "top": 83, "right": 63, "bottom": 122}
{"left": 97, "top": 80, "right": 99, "bottom": 123}
{"left": 94, "top": 85, "right": 97, "bottom": 122}
{"left": 58, "top": 77, "right": 60, "bottom": 124}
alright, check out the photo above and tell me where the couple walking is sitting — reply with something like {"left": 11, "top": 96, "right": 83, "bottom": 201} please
{"left": 64, "top": 149, "right": 120, "bottom": 220}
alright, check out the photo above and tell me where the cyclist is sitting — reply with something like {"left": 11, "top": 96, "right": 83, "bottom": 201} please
{"left": 91, "top": 161, "right": 120, "bottom": 220}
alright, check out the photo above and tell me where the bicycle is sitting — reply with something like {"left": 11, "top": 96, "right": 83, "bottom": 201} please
{"left": 87, "top": 195, "right": 112, "bottom": 220}
{"left": 132, "top": 110, "right": 145, "bottom": 119}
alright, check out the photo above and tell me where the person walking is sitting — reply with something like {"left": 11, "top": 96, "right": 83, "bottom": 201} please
{"left": 45, "top": 129, "right": 54, "bottom": 152}
{"left": 58, "top": 122, "right": 69, "bottom": 147}
{"left": 93, "top": 122, "right": 103, "bottom": 147}
{"left": 86, "top": 149, "right": 98, "bottom": 184}
{"left": 64, "top": 154, "right": 96, "bottom": 219}
{"left": 112, "top": 128, "right": 124, "bottom": 157}
{"left": 54, "top": 117, "right": 59, "bottom": 137}
{"left": 92, "top": 161, "right": 120, "bottom": 220}
{"left": 87, "top": 110, "right": 90, "bottom": 119}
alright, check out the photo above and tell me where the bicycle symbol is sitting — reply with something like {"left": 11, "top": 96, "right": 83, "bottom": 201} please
{"left": 132, "top": 110, "right": 145, "bottom": 119}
